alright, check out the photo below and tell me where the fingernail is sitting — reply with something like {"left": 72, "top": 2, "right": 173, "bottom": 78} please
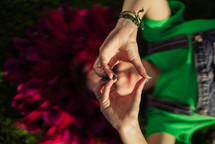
{"left": 112, "top": 73, "right": 117, "bottom": 80}
{"left": 144, "top": 79, "right": 149, "bottom": 84}
{"left": 147, "top": 73, "right": 152, "bottom": 79}
{"left": 103, "top": 75, "right": 111, "bottom": 81}
{"left": 103, "top": 73, "right": 117, "bottom": 81}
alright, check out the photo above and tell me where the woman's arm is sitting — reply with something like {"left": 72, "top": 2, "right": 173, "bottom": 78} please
{"left": 122, "top": 0, "right": 171, "bottom": 20}
{"left": 118, "top": 122, "right": 147, "bottom": 144}
{"left": 94, "top": 77, "right": 149, "bottom": 144}
{"left": 93, "top": 0, "right": 170, "bottom": 80}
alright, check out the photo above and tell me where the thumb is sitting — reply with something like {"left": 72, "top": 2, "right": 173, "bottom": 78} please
{"left": 101, "top": 79, "right": 114, "bottom": 107}
{"left": 131, "top": 77, "right": 148, "bottom": 104}
{"left": 130, "top": 56, "right": 148, "bottom": 78}
{"left": 100, "top": 55, "right": 113, "bottom": 79}
{"left": 93, "top": 57, "right": 105, "bottom": 77}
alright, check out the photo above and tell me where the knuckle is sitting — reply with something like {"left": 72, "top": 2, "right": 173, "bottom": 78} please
{"left": 93, "top": 66, "right": 98, "bottom": 72}
{"left": 100, "top": 107, "right": 103, "bottom": 112}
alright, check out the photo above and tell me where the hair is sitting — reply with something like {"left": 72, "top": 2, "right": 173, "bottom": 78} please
{"left": 4, "top": 3, "right": 120, "bottom": 144}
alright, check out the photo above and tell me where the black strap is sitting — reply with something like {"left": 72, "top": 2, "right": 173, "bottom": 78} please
{"left": 146, "top": 28, "right": 215, "bottom": 116}
{"left": 147, "top": 35, "right": 189, "bottom": 55}
{"left": 147, "top": 96, "right": 193, "bottom": 116}
{"left": 147, "top": 28, "right": 215, "bottom": 56}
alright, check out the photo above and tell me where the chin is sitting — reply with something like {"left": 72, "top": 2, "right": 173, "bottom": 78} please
{"left": 116, "top": 87, "right": 133, "bottom": 96}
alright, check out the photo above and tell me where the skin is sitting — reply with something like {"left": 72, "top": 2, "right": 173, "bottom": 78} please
{"left": 92, "top": 0, "right": 215, "bottom": 143}
{"left": 89, "top": 60, "right": 176, "bottom": 144}
{"left": 93, "top": 0, "right": 171, "bottom": 79}
{"left": 92, "top": 0, "right": 175, "bottom": 143}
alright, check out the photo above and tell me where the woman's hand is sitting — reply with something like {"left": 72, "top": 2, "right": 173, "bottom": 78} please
{"left": 94, "top": 77, "right": 147, "bottom": 132}
{"left": 93, "top": 19, "right": 148, "bottom": 79}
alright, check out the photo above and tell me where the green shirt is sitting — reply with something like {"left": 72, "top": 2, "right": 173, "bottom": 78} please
{"left": 142, "top": 1, "right": 215, "bottom": 143}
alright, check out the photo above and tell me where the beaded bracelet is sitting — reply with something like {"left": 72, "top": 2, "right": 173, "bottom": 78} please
{"left": 119, "top": 8, "right": 144, "bottom": 30}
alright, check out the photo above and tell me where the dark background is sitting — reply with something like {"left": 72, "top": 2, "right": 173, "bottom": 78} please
{"left": 0, "top": 0, "right": 215, "bottom": 143}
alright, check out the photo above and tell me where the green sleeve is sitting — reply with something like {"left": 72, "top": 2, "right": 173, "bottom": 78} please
{"left": 141, "top": 1, "right": 185, "bottom": 43}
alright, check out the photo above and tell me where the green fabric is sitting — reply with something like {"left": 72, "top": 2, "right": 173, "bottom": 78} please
{"left": 141, "top": 1, "right": 215, "bottom": 144}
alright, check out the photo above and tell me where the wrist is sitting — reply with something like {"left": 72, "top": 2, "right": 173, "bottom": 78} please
{"left": 117, "top": 18, "right": 138, "bottom": 28}
{"left": 117, "top": 119, "right": 140, "bottom": 136}
{"left": 115, "top": 18, "right": 138, "bottom": 37}
{"left": 117, "top": 120, "right": 147, "bottom": 144}
{"left": 119, "top": 8, "right": 144, "bottom": 30}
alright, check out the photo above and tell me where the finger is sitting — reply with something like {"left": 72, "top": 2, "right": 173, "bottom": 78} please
{"left": 130, "top": 56, "right": 148, "bottom": 78}
{"left": 94, "top": 79, "right": 109, "bottom": 102}
{"left": 108, "top": 55, "right": 119, "bottom": 70}
{"left": 100, "top": 55, "right": 114, "bottom": 79}
{"left": 93, "top": 57, "right": 105, "bottom": 77}
{"left": 131, "top": 77, "right": 148, "bottom": 104}
{"left": 101, "top": 79, "right": 114, "bottom": 105}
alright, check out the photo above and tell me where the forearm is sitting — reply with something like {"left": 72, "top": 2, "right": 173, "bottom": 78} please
{"left": 115, "top": 0, "right": 170, "bottom": 40}
{"left": 118, "top": 121, "right": 147, "bottom": 144}
{"left": 122, "top": 0, "right": 170, "bottom": 20}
